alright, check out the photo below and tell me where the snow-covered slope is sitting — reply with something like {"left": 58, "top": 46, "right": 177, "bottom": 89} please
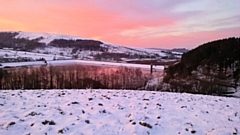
{"left": 15, "top": 31, "right": 85, "bottom": 45}
{"left": 14, "top": 31, "right": 185, "bottom": 56}
{"left": 7, "top": 31, "right": 182, "bottom": 61}
{"left": 0, "top": 49, "right": 71, "bottom": 60}
{"left": 15, "top": 32, "right": 155, "bottom": 55}
{"left": 0, "top": 90, "right": 239, "bottom": 135}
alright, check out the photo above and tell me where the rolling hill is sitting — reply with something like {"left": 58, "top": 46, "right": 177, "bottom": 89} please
{"left": 161, "top": 37, "right": 240, "bottom": 96}
{"left": 0, "top": 31, "right": 184, "bottom": 64}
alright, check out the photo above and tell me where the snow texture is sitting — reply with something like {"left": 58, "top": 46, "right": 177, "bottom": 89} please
{"left": 0, "top": 90, "right": 239, "bottom": 135}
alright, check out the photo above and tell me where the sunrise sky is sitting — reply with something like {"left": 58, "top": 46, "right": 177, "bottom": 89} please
{"left": 0, "top": 0, "right": 239, "bottom": 49}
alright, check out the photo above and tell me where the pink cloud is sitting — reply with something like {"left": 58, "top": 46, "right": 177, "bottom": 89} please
{"left": 0, "top": 0, "right": 239, "bottom": 49}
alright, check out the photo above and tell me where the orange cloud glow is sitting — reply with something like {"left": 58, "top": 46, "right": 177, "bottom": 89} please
{"left": 0, "top": 0, "right": 239, "bottom": 49}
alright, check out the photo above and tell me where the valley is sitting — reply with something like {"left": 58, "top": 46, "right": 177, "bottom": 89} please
{"left": 1, "top": 1, "right": 239, "bottom": 134}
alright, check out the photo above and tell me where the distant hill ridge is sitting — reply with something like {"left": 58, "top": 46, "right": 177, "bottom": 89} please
{"left": 0, "top": 31, "right": 182, "bottom": 63}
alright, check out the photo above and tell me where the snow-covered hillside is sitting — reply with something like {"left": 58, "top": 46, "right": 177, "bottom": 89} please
{"left": 15, "top": 31, "right": 85, "bottom": 45}
{"left": 15, "top": 31, "right": 164, "bottom": 55}
{"left": 15, "top": 32, "right": 160, "bottom": 56}
{"left": 0, "top": 31, "right": 183, "bottom": 62}
{"left": 0, "top": 49, "right": 71, "bottom": 60}
{"left": 0, "top": 90, "right": 239, "bottom": 135}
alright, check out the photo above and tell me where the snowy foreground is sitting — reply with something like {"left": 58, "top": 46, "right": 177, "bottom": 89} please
{"left": 0, "top": 90, "right": 239, "bottom": 135}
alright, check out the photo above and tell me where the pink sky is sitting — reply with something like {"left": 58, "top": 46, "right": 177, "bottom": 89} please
{"left": 0, "top": 0, "right": 239, "bottom": 49}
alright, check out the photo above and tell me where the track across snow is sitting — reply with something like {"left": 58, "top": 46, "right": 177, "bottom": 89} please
{"left": 0, "top": 90, "right": 239, "bottom": 135}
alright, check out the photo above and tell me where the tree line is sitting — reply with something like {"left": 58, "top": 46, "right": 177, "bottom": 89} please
{"left": 0, "top": 32, "right": 46, "bottom": 51}
{"left": 0, "top": 65, "right": 152, "bottom": 90}
{"left": 162, "top": 37, "right": 240, "bottom": 95}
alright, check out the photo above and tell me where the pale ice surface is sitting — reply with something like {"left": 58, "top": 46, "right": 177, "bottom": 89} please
{"left": 0, "top": 59, "right": 164, "bottom": 71}
{"left": 0, "top": 90, "right": 239, "bottom": 135}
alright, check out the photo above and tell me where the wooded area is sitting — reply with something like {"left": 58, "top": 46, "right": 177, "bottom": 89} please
{"left": 0, "top": 65, "right": 151, "bottom": 90}
{"left": 162, "top": 37, "right": 240, "bottom": 95}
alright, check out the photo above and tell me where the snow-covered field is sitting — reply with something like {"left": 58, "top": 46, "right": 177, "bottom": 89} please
{"left": 0, "top": 49, "right": 71, "bottom": 60}
{"left": 0, "top": 90, "right": 239, "bottom": 135}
